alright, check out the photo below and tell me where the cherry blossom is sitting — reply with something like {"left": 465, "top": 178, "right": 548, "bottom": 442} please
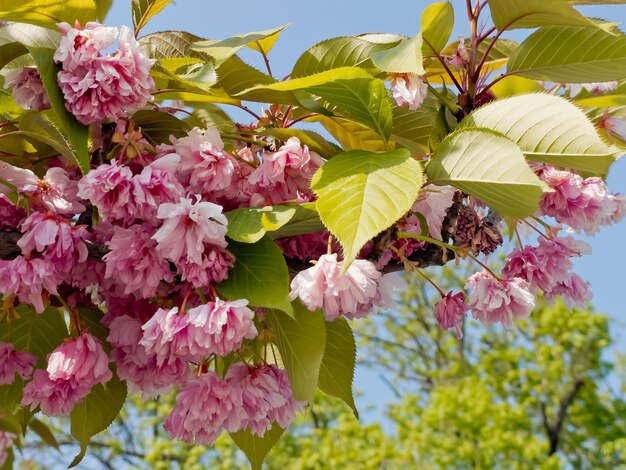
{"left": 390, "top": 74, "right": 428, "bottom": 110}
{"left": 4, "top": 67, "right": 50, "bottom": 111}
{"left": 435, "top": 292, "right": 470, "bottom": 339}
{"left": 0, "top": 341, "right": 37, "bottom": 385}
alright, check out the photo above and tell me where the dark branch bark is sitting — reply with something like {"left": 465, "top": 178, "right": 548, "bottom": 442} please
{"left": 541, "top": 378, "right": 585, "bottom": 455}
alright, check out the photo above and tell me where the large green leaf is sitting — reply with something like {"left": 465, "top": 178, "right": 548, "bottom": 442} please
{"left": 230, "top": 423, "right": 285, "bottom": 470}
{"left": 460, "top": 93, "right": 619, "bottom": 176}
{"left": 426, "top": 128, "right": 549, "bottom": 218}
{"left": 318, "top": 317, "right": 358, "bottom": 417}
{"left": 0, "top": 307, "right": 68, "bottom": 367}
{"left": 238, "top": 67, "right": 393, "bottom": 140}
{"left": 507, "top": 26, "right": 626, "bottom": 83}
{"left": 316, "top": 116, "right": 389, "bottom": 152}
{"left": 130, "top": 109, "right": 190, "bottom": 145}
{"left": 0, "top": 0, "right": 96, "bottom": 29}
{"left": 69, "top": 373, "right": 127, "bottom": 467}
{"left": 214, "top": 55, "right": 276, "bottom": 97}
{"left": 487, "top": 0, "right": 600, "bottom": 30}
{"left": 0, "top": 24, "right": 59, "bottom": 69}
{"left": 311, "top": 148, "right": 423, "bottom": 267}
{"left": 391, "top": 92, "right": 440, "bottom": 154}
{"left": 370, "top": 33, "right": 425, "bottom": 75}
{"left": 225, "top": 205, "right": 299, "bottom": 244}
{"left": 215, "top": 236, "right": 293, "bottom": 315}
{"left": 271, "top": 204, "right": 325, "bottom": 239}
{"left": 268, "top": 304, "right": 326, "bottom": 402}
{"left": 132, "top": 0, "right": 173, "bottom": 35}
{"left": 28, "top": 47, "right": 90, "bottom": 173}
{"left": 421, "top": 1, "right": 454, "bottom": 56}
{"left": 140, "top": 31, "right": 210, "bottom": 61}
{"left": 192, "top": 25, "right": 288, "bottom": 65}
{"left": 291, "top": 35, "right": 401, "bottom": 78}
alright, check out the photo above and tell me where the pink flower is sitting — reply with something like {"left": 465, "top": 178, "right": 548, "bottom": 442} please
{"left": 567, "top": 81, "right": 618, "bottom": 97}
{"left": 167, "top": 127, "right": 238, "bottom": 196}
{"left": 178, "top": 246, "right": 234, "bottom": 288}
{"left": 18, "top": 212, "right": 88, "bottom": 273}
{"left": 140, "top": 307, "right": 189, "bottom": 366}
{"left": 603, "top": 115, "right": 626, "bottom": 141}
{"left": 130, "top": 157, "right": 184, "bottom": 224}
{"left": 290, "top": 254, "right": 385, "bottom": 321}
{"left": 0, "top": 194, "right": 26, "bottom": 230}
{"left": 183, "top": 299, "right": 258, "bottom": 357}
{"left": 538, "top": 167, "right": 609, "bottom": 235}
{"left": 46, "top": 332, "right": 112, "bottom": 387}
{"left": 390, "top": 74, "right": 428, "bottom": 110}
{"left": 0, "top": 341, "right": 37, "bottom": 384}
{"left": 466, "top": 271, "right": 535, "bottom": 328}
{"left": 226, "top": 363, "right": 303, "bottom": 435}
{"left": 412, "top": 185, "right": 457, "bottom": 240}
{"left": 21, "top": 369, "right": 91, "bottom": 415}
{"left": 104, "top": 223, "right": 173, "bottom": 299}
{"left": 164, "top": 372, "right": 242, "bottom": 444}
{"left": 55, "top": 22, "right": 118, "bottom": 70}
{"left": 0, "top": 256, "right": 59, "bottom": 313}
{"left": 544, "top": 273, "right": 592, "bottom": 310}
{"left": 0, "top": 431, "right": 15, "bottom": 467}
{"left": 77, "top": 160, "right": 134, "bottom": 222}
{"left": 435, "top": 292, "right": 469, "bottom": 339}
{"left": 277, "top": 231, "right": 341, "bottom": 262}
{"left": 108, "top": 315, "right": 190, "bottom": 398}
{"left": 56, "top": 24, "right": 154, "bottom": 124}
{"left": 152, "top": 197, "right": 228, "bottom": 265}
{"left": 248, "top": 137, "right": 323, "bottom": 204}
{"left": 0, "top": 163, "right": 85, "bottom": 215}
{"left": 3, "top": 67, "right": 50, "bottom": 110}
{"left": 448, "top": 38, "right": 469, "bottom": 71}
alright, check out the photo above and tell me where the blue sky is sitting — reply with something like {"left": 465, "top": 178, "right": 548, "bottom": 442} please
{"left": 105, "top": 0, "right": 626, "bottom": 420}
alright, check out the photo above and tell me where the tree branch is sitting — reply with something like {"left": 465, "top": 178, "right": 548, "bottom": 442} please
{"left": 541, "top": 378, "right": 585, "bottom": 455}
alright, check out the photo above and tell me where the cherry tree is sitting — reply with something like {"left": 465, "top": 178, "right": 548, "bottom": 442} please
{"left": 0, "top": 0, "right": 625, "bottom": 467}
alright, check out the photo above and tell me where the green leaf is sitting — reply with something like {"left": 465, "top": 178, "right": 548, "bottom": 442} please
{"left": 421, "top": 2, "right": 454, "bottom": 56}
{"left": 487, "top": 0, "right": 600, "bottom": 30}
{"left": 225, "top": 205, "right": 299, "bottom": 243}
{"left": 507, "top": 26, "right": 626, "bottom": 83}
{"left": 318, "top": 318, "right": 358, "bottom": 417}
{"left": 131, "top": 109, "right": 191, "bottom": 145}
{"left": 292, "top": 35, "right": 402, "bottom": 78}
{"left": 268, "top": 304, "right": 326, "bottom": 402}
{"left": 230, "top": 423, "right": 285, "bottom": 470}
{"left": 214, "top": 55, "right": 276, "bottom": 97}
{"left": 370, "top": 33, "right": 424, "bottom": 75}
{"left": 573, "top": 81, "right": 626, "bottom": 107}
{"left": 28, "top": 47, "right": 90, "bottom": 173}
{"left": 239, "top": 67, "right": 393, "bottom": 140}
{"left": 0, "top": 0, "right": 96, "bottom": 29}
{"left": 215, "top": 236, "right": 293, "bottom": 315}
{"left": 271, "top": 204, "right": 325, "bottom": 239}
{"left": 260, "top": 127, "right": 342, "bottom": 158}
{"left": 316, "top": 116, "right": 390, "bottom": 152}
{"left": 311, "top": 148, "right": 423, "bottom": 267}
{"left": 29, "top": 418, "right": 59, "bottom": 449}
{"left": 94, "top": 0, "right": 112, "bottom": 21}
{"left": 132, "top": 0, "right": 173, "bottom": 35}
{"left": 192, "top": 25, "right": 288, "bottom": 65}
{"left": 426, "top": 128, "right": 549, "bottom": 218}
{"left": 69, "top": 373, "right": 127, "bottom": 467}
{"left": 0, "top": 23, "right": 59, "bottom": 69}
{"left": 0, "top": 378, "right": 24, "bottom": 415}
{"left": 0, "top": 306, "right": 68, "bottom": 367}
{"left": 140, "top": 31, "right": 210, "bottom": 61}
{"left": 460, "top": 93, "right": 619, "bottom": 176}
{"left": 569, "top": 0, "right": 626, "bottom": 3}
{"left": 490, "top": 76, "right": 545, "bottom": 97}
{"left": 0, "top": 448, "right": 13, "bottom": 470}
{"left": 391, "top": 92, "right": 441, "bottom": 154}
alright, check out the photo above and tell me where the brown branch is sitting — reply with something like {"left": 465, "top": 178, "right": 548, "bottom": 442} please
{"left": 541, "top": 378, "right": 585, "bottom": 455}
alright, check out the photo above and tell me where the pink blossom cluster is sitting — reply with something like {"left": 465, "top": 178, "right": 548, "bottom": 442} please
{"left": 537, "top": 165, "right": 626, "bottom": 235}
{"left": 165, "top": 364, "right": 303, "bottom": 444}
{"left": 54, "top": 22, "right": 155, "bottom": 124}
{"left": 22, "top": 332, "right": 112, "bottom": 415}
{"left": 3, "top": 67, "right": 50, "bottom": 111}
{"left": 0, "top": 341, "right": 37, "bottom": 384}
{"left": 390, "top": 74, "right": 428, "bottom": 110}
{"left": 290, "top": 253, "right": 401, "bottom": 321}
